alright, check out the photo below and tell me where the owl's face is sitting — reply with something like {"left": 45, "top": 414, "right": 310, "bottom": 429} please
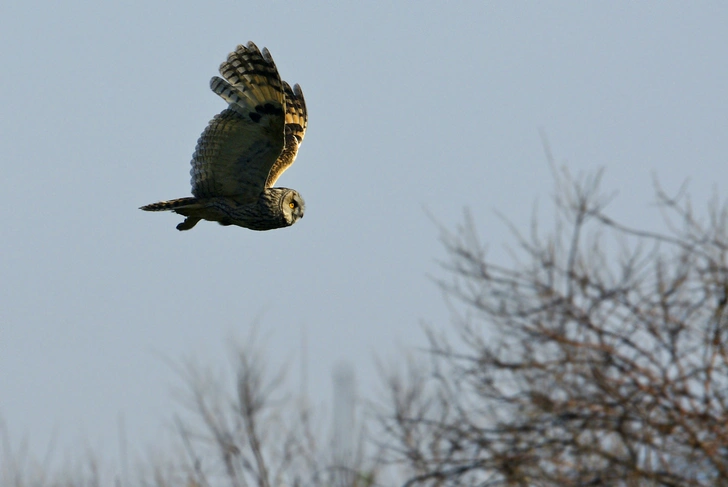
{"left": 281, "top": 189, "right": 305, "bottom": 226}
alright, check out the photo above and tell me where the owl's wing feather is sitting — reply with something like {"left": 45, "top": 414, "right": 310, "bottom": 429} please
{"left": 266, "top": 82, "right": 307, "bottom": 188}
{"left": 191, "top": 42, "right": 286, "bottom": 201}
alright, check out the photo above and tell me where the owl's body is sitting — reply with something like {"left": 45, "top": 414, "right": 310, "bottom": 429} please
{"left": 141, "top": 42, "right": 307, "bottom": 231}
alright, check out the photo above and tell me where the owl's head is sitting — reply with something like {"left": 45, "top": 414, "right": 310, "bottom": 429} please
{"left": 279, "top": 188, "right": 305, "bottom": 226}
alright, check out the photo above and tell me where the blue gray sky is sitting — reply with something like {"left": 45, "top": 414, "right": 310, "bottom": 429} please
{"left": 1, "top": 0, "right": 727, "bottom": 467}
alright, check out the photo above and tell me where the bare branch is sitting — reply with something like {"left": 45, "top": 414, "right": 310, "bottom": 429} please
{"left": 382, "top": 168, "right": 728, "bottom": 486}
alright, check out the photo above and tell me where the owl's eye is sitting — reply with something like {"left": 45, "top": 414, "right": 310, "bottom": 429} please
{"left": 289, "top": 202, "right": 296, "bottom": 209}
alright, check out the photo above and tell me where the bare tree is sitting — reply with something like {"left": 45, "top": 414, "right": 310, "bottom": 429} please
{"left": 3, "top": 338, "right": 380, "bottom": 487}
{"left": 379, "top": 167, "right": 728, "bottom": 486}
{"left": 149, "top": 337, "right": 380, "bottom": 487}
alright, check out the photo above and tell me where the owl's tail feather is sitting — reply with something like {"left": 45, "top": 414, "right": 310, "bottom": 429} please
{"left": 140, "top": 197, "right": 199, "bottom": 212}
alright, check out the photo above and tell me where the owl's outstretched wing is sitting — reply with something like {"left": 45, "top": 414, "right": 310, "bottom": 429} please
{"left": 191, "top": 42, "right": 286, "bottom": 202}
{"left": 265, "top": 82, "right": 307, "bottom": 188}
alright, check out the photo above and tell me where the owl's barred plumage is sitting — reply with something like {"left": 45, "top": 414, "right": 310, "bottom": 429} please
{"left": 140, "top": 42, "right": 307, "bottom": 231}
{"left": 267, "top": 82, "right": 307, "bottom": 187}
{"left": 140, "top": 198, "right": 197, "bottom": 212}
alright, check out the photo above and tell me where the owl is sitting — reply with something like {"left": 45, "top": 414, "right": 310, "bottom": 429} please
{"left": 141, "top": 42, "right": 307, "bottom": 231}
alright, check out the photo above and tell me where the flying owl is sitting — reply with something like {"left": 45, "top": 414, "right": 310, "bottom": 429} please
{"left": 141, "top": 42, "right": 307, "bottom": 231}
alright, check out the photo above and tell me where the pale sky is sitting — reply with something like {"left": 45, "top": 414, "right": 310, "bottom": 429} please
{"left": 1, "top": 0, "right": 727, "bottom": 471}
